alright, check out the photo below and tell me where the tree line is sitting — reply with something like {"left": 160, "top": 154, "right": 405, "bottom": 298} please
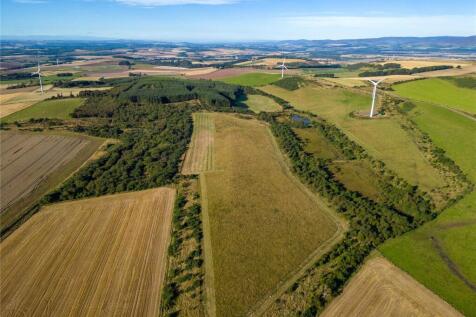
{"left": 43, "top": 77, "right": 248, "bottom": 203}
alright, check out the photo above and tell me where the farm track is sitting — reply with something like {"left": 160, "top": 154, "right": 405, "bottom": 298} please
{"left": 0, "top": 188, "right": 175, "bottom": 317}
{"left": 321, "top": 255, "right": 463, "bottom": 317}
{"left": 430, "top": 236, "right": 476, "bottom": 292}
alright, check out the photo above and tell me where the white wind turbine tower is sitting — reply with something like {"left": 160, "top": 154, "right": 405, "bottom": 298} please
{"left": 278, "top": 55, "right": 288, "bottom": 78}
{"left": 368, "top": 79, "right": 383, "bottom": 118}
{"left": 32, "top": 57, "right": 44, "bottom": 94}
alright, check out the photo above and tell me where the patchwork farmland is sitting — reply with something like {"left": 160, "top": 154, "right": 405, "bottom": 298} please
{"left": 0, "top": 131, "right": 103, "bottom": 234}
{"left": 261, "top": 82, "right": 447, "bottom": 192}
{"left": 380, "top": 99, "right": 476, "bottom": 316}
{"left": 321, "top": 255, "right": 463, "bottom": 317}
{"left": 197, "top": 113, "right": 345, "bottom": 316}
{"left": 0, "top": 188, "right": 175, "bottom": 316}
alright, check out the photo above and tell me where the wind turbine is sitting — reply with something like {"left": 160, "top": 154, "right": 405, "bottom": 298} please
{"left": 278, "top": 56, "right": 288, "bottom": 79}
{"left": 32, "top": 57, "right": 44, "bottom": 94}
{"left": 368, "top": 79, "right": 383, "bottom": 118}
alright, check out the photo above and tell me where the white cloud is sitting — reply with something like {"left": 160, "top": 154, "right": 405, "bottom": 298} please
{"left": 282, "top": 15, "right": 476, "bottom": 38}
{"left": 114, "top": 0, "right": 236, "bottom": 6}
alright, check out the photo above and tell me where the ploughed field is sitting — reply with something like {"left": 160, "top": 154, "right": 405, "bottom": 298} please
{"left": 195, "top": 113, "right": 344, "bottom": 316}
{"left": 0, "top": 188, "right": 175, "bottom": 316}
{"left": 321, "top": 255, "right": 463, "bottom": 317}
{"left": 0, "top": 131, "right": 102, "bottom": 234}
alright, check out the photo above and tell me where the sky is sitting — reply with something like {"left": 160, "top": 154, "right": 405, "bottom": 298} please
{"left": 1, "top": 0, "right": 476, "bottom": 41}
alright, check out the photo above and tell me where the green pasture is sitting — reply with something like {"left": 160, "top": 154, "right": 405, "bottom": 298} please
{"left": 393, "top": 78, "right": 476, "bottom": 114}
{"left": 380, "top": 101, "right": 476, "bottom": 317}
{"left": 220, "top": 73, "right": 281, "bottom": 87}
{"left": 2, "top": 98, "right": 84, "bottom": 122}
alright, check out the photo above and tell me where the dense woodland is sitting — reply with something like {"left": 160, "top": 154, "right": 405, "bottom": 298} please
{"left": 273, "top": 77, "right": 306, "bottom": 90}
{"left": 43, "top": 77, "right": 248, "bottom": 203}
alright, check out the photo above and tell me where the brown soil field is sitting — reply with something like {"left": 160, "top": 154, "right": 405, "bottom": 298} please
{"left": 181, "top": 112, "right": 215, "bottom": 175}
{"left": 0, "top": 188, "right": 175, "bottom": 317}
{"left": 321, "top": 255, "right": 463, "bottom": 317}
{"left": 0, "top": 131, "right": 103, "bottom": 234}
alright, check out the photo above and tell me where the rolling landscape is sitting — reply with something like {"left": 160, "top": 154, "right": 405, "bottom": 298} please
{"left": 1, "top": 0, "right": 475, "bottom": 316}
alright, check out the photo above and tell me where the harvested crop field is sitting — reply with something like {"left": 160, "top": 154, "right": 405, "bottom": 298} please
{"left": 0, "top": 188, "right": 175, "bottom": 317}
{"left": 321, "top": 255, "right": 463, "bottom": 317}
{"left": 0, "top": 86, "right": 110, "bottom": 118}
{"left": 378, "top": 59, "right": 471, "bottom": 69}
{"left": 200, "top": 113, "right": 344, "bottom": 316}
{"left": 0, "top": 131, "right": 102, "bottom": 234}
{"left": 182, "top": 112, "right": 215, "bottom": 175}
{"left": 2, "top": 98, "right": 84, "bottom": 122}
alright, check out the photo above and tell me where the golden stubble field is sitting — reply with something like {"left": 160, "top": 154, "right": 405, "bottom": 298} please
{"left": 0, "top": 85, "right": 111, "bottom": 118}
{"left": 194, "top": 113, "right": 345, "bottom": 316}
{"left": 0, "top": 188, "right": 175, "bottom": 317}
{"left": 321, "top": 255, "right": 463, "bottom": 317}
{"left": 181, "top": 112, "right": 215, "bottom": 175}
{"left": 0, "top": 131, "right": 103, "bottom": 234}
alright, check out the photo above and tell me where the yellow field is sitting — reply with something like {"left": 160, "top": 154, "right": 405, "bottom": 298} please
{"left": 245, "top": 94, "right": 282, "bottom": 113}
{"left": 182, "top": 112, "right": 215, "bottom": 175}
{"left": 0, "top": 188, "right": 175, "bottom": 316}
{"left": 321, "top": 77, "right": 368, "bottom": 87}
{"left": 238, "top": 57, "right": 306, "bottom": 67}
{"left": 72, "top": 76, "right": 102, "bottom": 81}
{"left": 321, "top": 255, "right": 463, "bottom": 317}
{"left": 379, "top": 59, "right": 472, "bottom": 69}
{"left": 0, "top": 85, "right": 111, "bottom": 118}
{"left": 199, "top": 113, "right": 344, "bottom": 316}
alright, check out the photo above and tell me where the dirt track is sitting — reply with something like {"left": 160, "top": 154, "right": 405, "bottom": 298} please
{"left": 321, "top": 255, "right": 463, "bottom": 317}
{"left": 0, "top": 188, "right": 175, "bottom": 317}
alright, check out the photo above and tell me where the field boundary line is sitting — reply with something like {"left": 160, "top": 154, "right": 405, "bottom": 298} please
{"left": 200, "top": 173, "right": 217, "bottom": 317}
{"left": 157, "top": 188, "right": 177, "bottom": 315}
{"left": 247, "top": 124, "right": 348, "bottom": 317}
